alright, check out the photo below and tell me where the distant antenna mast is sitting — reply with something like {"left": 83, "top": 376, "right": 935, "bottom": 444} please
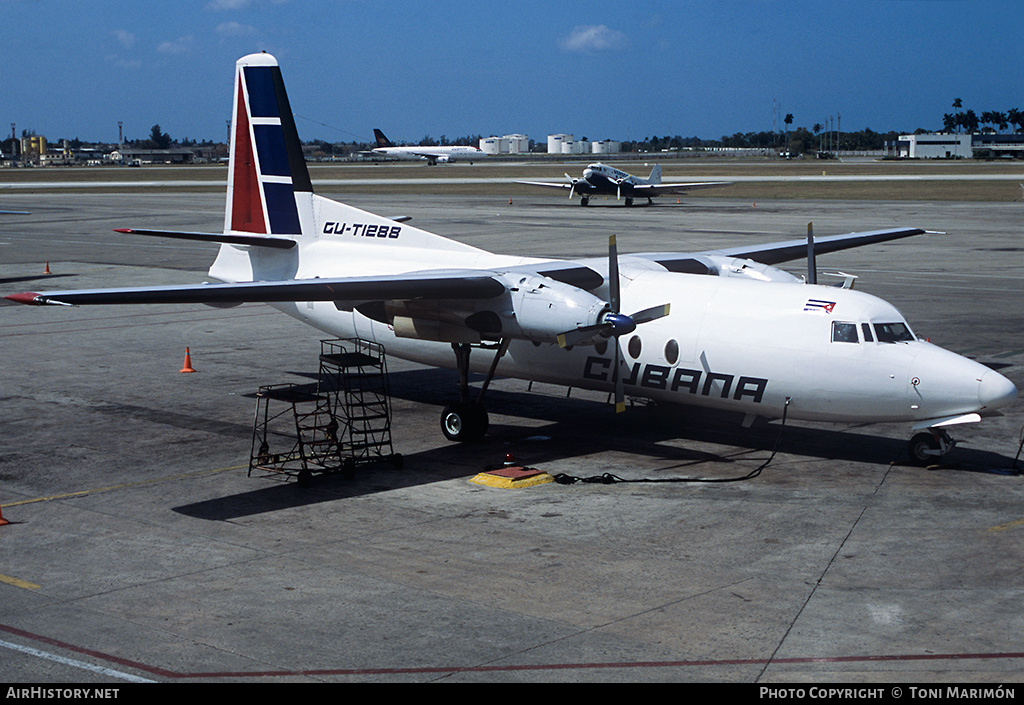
{"left": 118, "top": 121, "right": 123, "bottom": 145}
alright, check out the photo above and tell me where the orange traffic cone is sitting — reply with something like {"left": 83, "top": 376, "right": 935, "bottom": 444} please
{"left": 0, "top": 503, "right": 9, "bottom": 527}
{"left": 180, "top": 347, "right": 196, "bottom": 373}
{"left": 44, "top": 262, "right": 51, "bottom": 274}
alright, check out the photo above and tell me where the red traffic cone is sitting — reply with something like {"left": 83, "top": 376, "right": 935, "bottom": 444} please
{"left": 180, "top": 347, "right": 196, "bottom": 373}
{"left": 0, "top": 503, "right": 9, "bottom": 527}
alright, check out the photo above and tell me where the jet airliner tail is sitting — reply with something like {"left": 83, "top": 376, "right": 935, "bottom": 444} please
{"left": 648, "top": 164, "right": 662, "bottom": 185}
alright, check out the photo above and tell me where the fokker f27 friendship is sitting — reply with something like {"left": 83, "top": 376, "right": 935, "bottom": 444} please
{"left": 518, "top": 163, "right": 730, "bottom": 206}
{"left": 6, "top": 53, "right": 1016, "bottom": 465}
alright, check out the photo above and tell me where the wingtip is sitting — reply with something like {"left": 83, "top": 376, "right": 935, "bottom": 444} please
{"left": 4, "top": 292, "right": 41, "bottom": 305}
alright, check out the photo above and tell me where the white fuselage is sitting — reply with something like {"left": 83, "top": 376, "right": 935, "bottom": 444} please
{"left": 209, "top": 229, "right": 1014, "bottom": 427}
{"left": 371, "top": 145, "right": 484, "bottom": 163}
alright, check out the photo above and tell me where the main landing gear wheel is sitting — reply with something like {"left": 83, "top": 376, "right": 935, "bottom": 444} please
{"left": 442, "top": 339, "right": 507, "bottom": 443}
{"left": 580, "top": 197, "right": 589, "bottom": 207}
{"left": 440, "top": 401, "right": 489, "bottom": 442}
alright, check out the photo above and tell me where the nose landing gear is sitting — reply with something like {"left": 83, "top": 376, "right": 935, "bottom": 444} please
{"left": 907, "top": 428, "right": 957, "bottom": 466}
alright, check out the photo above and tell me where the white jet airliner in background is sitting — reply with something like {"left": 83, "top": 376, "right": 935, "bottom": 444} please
{"left": 6, "top": 52, "right": 1016, "bottom": 465}
{"left": 518, "top": 162, "right": 730, "bottom": 206}
{"left": 370, "top": 128, "right": 484, "bottom": 165}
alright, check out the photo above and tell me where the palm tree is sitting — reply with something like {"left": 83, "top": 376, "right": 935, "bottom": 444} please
{"left": 1007, "top": 108, "right": 1022, "bottom": 134}
{"left": 963, "top": 109, "right": 979, "bottom": 134}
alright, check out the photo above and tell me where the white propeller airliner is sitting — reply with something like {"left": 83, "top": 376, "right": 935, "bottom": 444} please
{"left": 518, "top": 162, "right": 730, "bottom": 206}
{"left": 5, "top": 53, "right": 1017, "bottom": 465}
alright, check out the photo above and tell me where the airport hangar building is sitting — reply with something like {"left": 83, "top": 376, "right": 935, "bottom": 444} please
{"left": 892, "top": 132, "right": 1024, "bottom": 158}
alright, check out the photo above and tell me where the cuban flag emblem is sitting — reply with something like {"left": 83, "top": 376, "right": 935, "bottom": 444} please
{"left": 804, "top": 299, "right": 836, "bottom": 313}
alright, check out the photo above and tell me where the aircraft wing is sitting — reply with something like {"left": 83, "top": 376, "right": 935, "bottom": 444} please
{"left": 632, "top": 181, "right": 733, "bottom": 195}
{"left": 638, "top": 227, "right": 930, "bottom": 269}
{"left": 715, "top": 227, "right": 930, "bottom": 265}
{"left": 5, "top": 270, "right": 506, "bottom": 307}
{"left": 515, "top": 180, "right": 571, "bottom": 190}
{"left": 6, "top": 228, "right": 932, "bottom": 306}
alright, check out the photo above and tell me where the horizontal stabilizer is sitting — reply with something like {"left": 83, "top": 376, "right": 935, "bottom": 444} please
{"left": 114, "top": 228, "right": 296, "bottom": 249}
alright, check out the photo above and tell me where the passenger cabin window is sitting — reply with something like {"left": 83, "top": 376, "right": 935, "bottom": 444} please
{"left": 832, "top": 321, "right": 859, "bottom": 343}
{"left": 874, "top": 322, "right": 915, "bottom": 343}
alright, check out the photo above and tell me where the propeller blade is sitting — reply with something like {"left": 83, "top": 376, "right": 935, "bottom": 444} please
{"left": 629, "top": 303, "right": 671, "bottom": 325}
{"left": 806, "top": 222, "right": 817, "bottom": 285}
{"left": 613, "top": 337, "right": 625, "bottom": 413}
{"left": 556, "top": 323, "right": 603, "bottom": 348}
{"left": 608, "top": 234, "right": 620, "bottom": 313}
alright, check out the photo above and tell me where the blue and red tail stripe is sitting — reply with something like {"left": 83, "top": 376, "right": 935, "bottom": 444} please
{"left": 229, "top": 54, "right": 311, "bottom": 236}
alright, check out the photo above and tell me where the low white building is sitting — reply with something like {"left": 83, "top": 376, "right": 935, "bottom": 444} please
{"left": 892, "top": 133, "right": 972, "bottom": 159}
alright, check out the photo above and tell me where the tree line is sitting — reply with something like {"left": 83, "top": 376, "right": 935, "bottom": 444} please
{"left": 944, "top": 99, "right": 1023, "bottom": 134}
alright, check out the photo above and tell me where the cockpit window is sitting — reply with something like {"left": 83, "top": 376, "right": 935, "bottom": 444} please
{"left": 874, "top": 322, "right": 915, "bottom": 343}
{"left": 831, "top": 321, "right": 859, "bottom": 343}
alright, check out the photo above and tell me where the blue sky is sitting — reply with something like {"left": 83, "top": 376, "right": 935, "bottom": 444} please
{"left": 5, "top": 0, "right": 1022, "bottom": 145}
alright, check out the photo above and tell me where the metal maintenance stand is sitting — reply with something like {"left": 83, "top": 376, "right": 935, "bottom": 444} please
{"left": 248, "top": 338, "right": 400, "bottom": 486}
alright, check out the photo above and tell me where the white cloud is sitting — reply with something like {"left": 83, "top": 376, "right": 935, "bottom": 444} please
{"left": 206, "top": 0, "right": 287, "bottom": 9}
{"left": 111, "top": 29, "right": 136, "bottom": 49}
{"left": 206, "top": 0, "right": 256, "bottom": 9}
{"left": 216, "top": 21, "right": 258, "bottom": 36}
{"left": 559, "top": 25, "right": 627, "bottom": 53}
{"left": 157, "top": 36, "right": 195, "bottom": 55}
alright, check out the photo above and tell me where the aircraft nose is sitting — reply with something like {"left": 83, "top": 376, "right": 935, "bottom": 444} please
{"left": 979, "top": 369, "right": 1018, "bottom": 410}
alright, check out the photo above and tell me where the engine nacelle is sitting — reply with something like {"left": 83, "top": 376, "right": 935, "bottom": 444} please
{"left": 499, "top": 274, "right": 608, "bottom": 344}
{"left": 701, "top": 254, "right": 802, "bottom": 283}
{"left": 369, "top": 275, "right": 611, "bottom": 345}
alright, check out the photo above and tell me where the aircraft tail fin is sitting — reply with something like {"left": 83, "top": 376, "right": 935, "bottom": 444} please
{"left": 374, "top": 129, "right": 394, "bottom": 148}
{"left": 648, "top": 164, "right": 662, "bottom": 185}
{"left": 215, "top": 53, "right": 486, "bottom": 275}
{"left": 225, "top": 52, "right": 312, "bottom": 237}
